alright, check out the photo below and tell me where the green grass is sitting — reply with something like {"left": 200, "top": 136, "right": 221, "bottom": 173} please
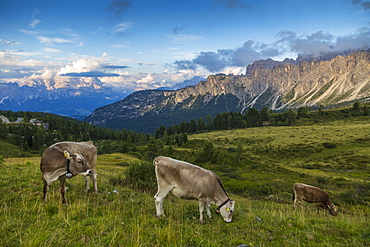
{"left": 1, "top": 119, "right": 370, "bottom": 246}
{"left": 1, "top": 153, "right": 369, "bottom": 246}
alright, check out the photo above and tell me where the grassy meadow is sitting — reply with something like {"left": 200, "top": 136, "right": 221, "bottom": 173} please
{"left": 1, "top": 118, "right": 370, "bottom": 246}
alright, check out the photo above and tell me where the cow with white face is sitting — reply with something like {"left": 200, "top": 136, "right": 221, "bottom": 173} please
{"left": 40, "top": 141, "right": 98, "bottom": 205}
{"left": 153, "top": 156, "right": 235, "bottom": 222}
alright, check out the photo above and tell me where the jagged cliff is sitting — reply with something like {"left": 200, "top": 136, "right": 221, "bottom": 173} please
{"left": 85, "top": 50, "right": 370, "bottom": 133}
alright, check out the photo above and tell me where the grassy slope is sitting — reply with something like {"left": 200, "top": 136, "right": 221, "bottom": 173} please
{"left": 1, "top": 120, "right": 370, "bottom": 246}
{"left": 0, "top": 139, "right": 33, "bottom": 158}
{"left": 189, "top": 117, "right": 370, "bottom": 202}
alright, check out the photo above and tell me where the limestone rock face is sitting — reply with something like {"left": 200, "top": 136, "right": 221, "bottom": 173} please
{"left": 85, "top": 50, "right": 370, "bottom": 132}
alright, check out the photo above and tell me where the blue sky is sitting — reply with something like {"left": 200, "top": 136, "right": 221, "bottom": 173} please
{"left": 0, "top": 0, "right": 369, "bottom": 92}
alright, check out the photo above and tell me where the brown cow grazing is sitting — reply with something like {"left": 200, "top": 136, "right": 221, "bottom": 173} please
{"left": 40, "top": 141, "right": 98, "bottom": 205}
{"left": 293, "top": 183, "right": 338, "bottom": 216}
{"left": 153, "top": 156, "right": 235, "bottom": 222}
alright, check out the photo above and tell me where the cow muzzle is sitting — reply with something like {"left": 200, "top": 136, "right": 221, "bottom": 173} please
{"left": 80, "top": 169, "right": 92, "bottom": 176}
{"left": 224, "top": 218, "right": 232, "bottom": 223}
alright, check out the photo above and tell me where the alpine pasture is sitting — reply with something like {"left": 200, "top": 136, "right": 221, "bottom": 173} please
{"left": 1, "top": 118, "right": 370, "bottom": 246}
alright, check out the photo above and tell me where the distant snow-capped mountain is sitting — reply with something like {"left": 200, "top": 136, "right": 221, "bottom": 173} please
{"left": 0, "top": 77, "right": 127, "bottom": 119}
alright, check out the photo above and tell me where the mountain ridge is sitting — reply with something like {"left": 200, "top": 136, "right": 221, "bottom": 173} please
{"left": 0, "top": 77, "right": 128, "bottom": 118}
{"left": 85, "top": 49, "right": 370, "bottom": 133}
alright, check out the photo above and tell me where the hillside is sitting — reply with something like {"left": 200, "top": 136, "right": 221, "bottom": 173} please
{"left": 85, "top": 50, "right": 370, "bottom": 133}
{"left": 1, "top": 117, "right": 370, "bottom": 246}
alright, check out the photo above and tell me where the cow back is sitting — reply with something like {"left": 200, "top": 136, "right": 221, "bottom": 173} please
{"left": 154, "top": 156, "right": 224, "bottom": 199}
{"left": 294, "top": 183, "right": 330, "bottom": 204}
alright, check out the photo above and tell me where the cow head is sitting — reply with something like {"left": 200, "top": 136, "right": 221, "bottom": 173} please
{"left": 63, "top": 151, "right": 92, "bottom": 177}
{"left": 216, "top": 199, "right": 235, "bottom": 223}
{"left": 328, "top": 205, "right": 338, "bottom": 216}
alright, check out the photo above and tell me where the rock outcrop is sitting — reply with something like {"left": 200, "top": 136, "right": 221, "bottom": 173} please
{"left": 85, "top": 50, "right": 370, "bottom": 132}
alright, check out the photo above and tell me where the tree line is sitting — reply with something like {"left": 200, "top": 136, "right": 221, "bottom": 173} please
{"left": 0, "top": 102, "right": 368, "bottom": 158}
{"left": 155, "top": 102, "right": 369, "bottom": 139}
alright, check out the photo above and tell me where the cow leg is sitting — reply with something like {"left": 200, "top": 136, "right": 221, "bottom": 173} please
{"left": 59, "top": 175, "right": 67, "bottom": 205}
{"left": 198, "top": 199, "right": 210, "bottom": 222}
{"left": 84, "top": 176, "right": 90, "bottom": 192}
{"left": 42, "top": 177, "right": 49, "bottom": 202}
{"left": 205, "top": 200, "right": 212, "bottom": 219}
{"left": 198, "top": 200, "right": 205, "bottom": 222}
{"left": 91, "top": 171, "right": 98, "bottom": 193}
{"left": 154, "top": 185, "right": 173, "bottom": 217}
{"left": 293, "top": 192, "right": 299, "bottom": 207}
{"left": 294, "top": 196, "right": 303, "bottom": 209}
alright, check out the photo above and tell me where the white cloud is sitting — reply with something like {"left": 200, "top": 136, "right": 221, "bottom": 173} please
{"left": 0, "top": 51, "right": 207, "bottom": 92}
{"left": 58, "top": 56, "right": 107, "bottom": 76}
{"left": 101, "top": 68, "right": 207, "bottom": 91}
{"left": 30, "top": 19, "right": 41, "bottom": 28}
{"left": 113, "top": 21, "right": 134, "bottom": 33}
{"left": 19, "top": 29, "right": 42, "bottom": 36}
{"left": 136, "top": 73, "right": 155, "bottom": 84}
{"left": 168, "top": 34, "right": 203, "bottom": 43}
{"left": 0, "top": 51, "right": 45, "bottom": 67}
{"left": 36, "top": 36, "right": 73, "bottom": 44}
{"left": 42, "top": 47, "right": 62, "bottom": 53}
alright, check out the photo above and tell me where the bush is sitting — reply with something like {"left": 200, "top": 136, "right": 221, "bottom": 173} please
{"left": 323, "top": 142, "right": 337, "bottom": 149}
{"left": 338, "top": 183, "right": 370, "bottom": 205}
{"left": 123, "top": 161, "right": 157, "bottom": 193}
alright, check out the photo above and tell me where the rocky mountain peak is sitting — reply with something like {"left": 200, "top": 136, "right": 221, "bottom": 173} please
{"left": 86, "top": 49, "right": 370, "bottom": 133}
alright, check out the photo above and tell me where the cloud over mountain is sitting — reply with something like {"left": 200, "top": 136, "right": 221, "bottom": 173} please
{"left": 173, "top": 28, "right": 370, "bottom": 73}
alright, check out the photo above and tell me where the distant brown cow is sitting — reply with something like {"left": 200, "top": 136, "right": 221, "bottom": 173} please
{"left": 40, "top": 141, "right": 98, "bottom": 205}
{"left": 293, "top": 183, "right": 338, "bottom": 216}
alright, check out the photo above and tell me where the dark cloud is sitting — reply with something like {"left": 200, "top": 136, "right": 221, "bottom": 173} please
{"left": 60, "top": 71, "right": 120, "bottom": 77}
{"left": 172, "top": 60, "right": 198, "bottom": 71}
{"left": 276, "top": 28, "right": 370, "bottom": 55}
{"left": 1, "top": 40, "right": 21, "bottom": 45}
{"left": 193, "top": 51, "right": 229, "bottom": 72}
{"left": 172, "top": 25, "right": 185, "bottom": 35}
{"left": 334, "top": 26, "right": 370, "bottom": 51}
{"left": 108, "top": 0, "right": 132, "bottom": 20}
{"left": 352, "top": 0, "right": 370, "bottom": 10}
{"left": 0, "top": 71, "right": 33, "bottom": 79}
{"left": 172, "top": 28, "right": 370, "bottom": 73}
{"left": 276, "top": 31, "right": 335, "bottom": 55}
{"left": 231, "top": 41, "right": 263, "bottom": 66}
{"left": 104, "top": 65, "right": 130, "bottom": 69}
{"left": 213, "top": 0, "right": 249, "bottom": 9}
{"left": 173, "top": 40, "right": 268, "bottom": 72}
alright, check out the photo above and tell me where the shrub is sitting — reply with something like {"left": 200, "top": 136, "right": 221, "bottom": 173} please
{"left": 323, "top": 142, "right": 336, "bottom": 148}
{"left": 122, "top": 161, "right": 157, "bottom": 193}
{"left": 338, "top": 183, "right": 370, "bottom": 205}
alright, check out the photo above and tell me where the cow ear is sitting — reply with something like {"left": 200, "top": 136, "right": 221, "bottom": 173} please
{"left": 64, "top": 151, "right": 70, "bottom": 158}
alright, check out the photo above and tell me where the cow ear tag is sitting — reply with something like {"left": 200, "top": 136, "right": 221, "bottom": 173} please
{"left": 64, "top": 151, "right": 70, "bottom": 158}
{"left": 226, "top": 208, "right": 230, "bottom": 211}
